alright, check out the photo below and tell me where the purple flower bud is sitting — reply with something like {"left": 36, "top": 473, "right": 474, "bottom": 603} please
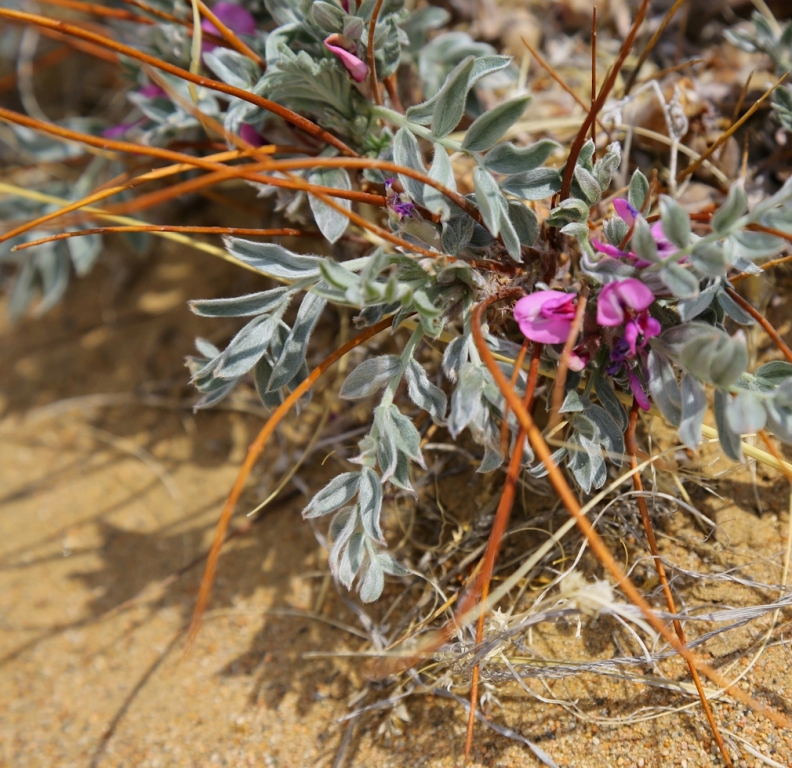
{"left": 597, "top": 279, "right": 654, "bottom": 327}
{"left": 138, "top": 84, "right": 167, "bottom": 99}
{"left": 613, "top": 198, "right": 639, "bottom": 225}
{"left": 514, "top": 290, "right": 577, "bottom": 345}
{"left": 239, "top": 123, "right": 265, "bottom": 147}
{"left": 202, "top": 2, "right": 256, "bottom": 53}
{"left": 628, "top": 372, "right": 651, "bottom": 411}
{"left": 324, "top": 34, "right": 367, "bottom": 83}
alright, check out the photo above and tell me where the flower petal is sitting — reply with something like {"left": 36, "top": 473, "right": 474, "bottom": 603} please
{"left": 614, "top": 278, "right": 654, "bottom": 312}
{"left": 629, "top": 372, "right": 651, "bottom": 411}
{"left": 596, "top": 282, "right": 627, "bottom": 326}
{"left": 324, "top": 38, "right": 368, "bottom": 82}
{"left": 613, "top": 198, "right": 638, "bottom": 225}
{"left": 514, "top": 291, "right": 576, "bottom": 344}
{"left": 202, "top": 2, "right": 256, "bottom": 52}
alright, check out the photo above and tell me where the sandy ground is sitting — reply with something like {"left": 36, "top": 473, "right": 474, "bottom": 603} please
{"left": 1, "top": 232, "right": 792, "bottom": 768}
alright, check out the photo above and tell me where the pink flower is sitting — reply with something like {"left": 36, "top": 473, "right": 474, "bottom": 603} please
{"left": 613, "top": 198, "right": 638, "bottom": 225}
{"left": 324, "top": 34, "right": 368, "bottom": 83}
{"left": 202, "top": 2, "right": 256, "bottom": 52}
{"left": 514, "top": 290, "right": 577, "bottom": 345}
{"left": 597, "top": 279, "right": 654, "bottom": 327}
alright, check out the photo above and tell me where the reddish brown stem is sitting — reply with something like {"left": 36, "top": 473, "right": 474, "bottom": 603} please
{"left": 464, "top": 342, "right": 542, "bottom": 762}
{"left": 559, "top": 0, "right": 650, "bottom": 201}
{"left": 0, "top": 8, "right": 356, "bottom": 156}
{"left": 187, "top": 315, "right": 396, "bottom": 648}
{"left": 625, "top": 400, "right": 732, "bottom": 768}
{"left": 196, "top": 0, "right": 265, "bottom": 68}
{"left": 499, "top": 339, "right": 530, "bottom": 457}
{"left": 725, "top": 287, "right": 792, "bottom": 364}
{"left": 548, "top": 286, "right": 588, "bottom": 430}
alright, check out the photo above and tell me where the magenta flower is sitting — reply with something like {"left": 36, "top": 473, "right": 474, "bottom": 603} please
{"left": 592, "top": 198, "right": 678, "bottom": 267}
{"left": 628, "top": 372, "right": 651, "bottom": 411}
{"left": 202, "top": 2, "right": 256, "bottom": 52}
{"left": 239, "top": 123, "right": 265, "bottom": 147}
{"left": 514, "top": 290, "right": 577, "bottom": 345}
{"left": 597, "top": 279, "right": 654, "bottom": 327}
{"left": 324, "top": 34, "right": 368, "bottom": 83}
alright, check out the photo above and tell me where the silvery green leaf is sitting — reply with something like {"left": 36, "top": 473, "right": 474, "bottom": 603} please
{"left": 478, "top": 444, "right": 504, "bottom": 473}
{"left": 216, "top": 315, "right": 276, "bottom": 379}
{"left": 432, "top": 56, "right": 475, "bottom": 138}
{"left": 604, "top": 216, "right": 629, "bottom": 247}
{"left": 461, "top": 94, "right": 531, "bottom": 152}
{"left": 424, "top": 144, "right": 456, "bottom": 220}
{"left": 716, "top": 288, "right": 754, "bottom": 325}
{"left": 677, "top": 282, "right": 717, "bottom": 321}
{"left": 585, "top": 403, "right": 625, "bottom": 464}
{"left": 442, "top": 335, "right": 469, "bottom": 382}
{"left": 393, "top": 128, "right": 426, "bottom": 205}
{"left": 726, "top": 390, "right": 766, "bottom": 434}
{"left": 359, "top": 551, "right": 385, "bottom": 603}
{"left": 405, "top": 55, "right": 511, "bottom": 125}
{"left": 568, "top": 435, "right": 604, "bottom": 493}
{"left": 498, "top": 205, "right": 523, "bottom": 262}
{"left": 484, "top": 139, "right": 559, "bottom": 175}
{"left": 577, "top": 139, "right": 595, "bottom": 170}
{"left": 358, "top": 466, "right": 384, "bottom": 543}
{"left": 709, "top": 332, "right": 748, "bottom": 388}
{"left": 711, "top": 183, "right": 748, "bottom": 233}
{"left": 310, "top": 0, "right": 344, "bottom": 32}
{"left": 189, "top": 286, "right": 293, "bottom": 318}
{"left": 377, "top": 552, "right": 408, "bottom": 576}
{"left": 715, "top": 390, "right": 744, "bottom": 461}
{"left": 203, "top": 49, "right": 260, "bottom": 89}
{"left": 331, "top": 513, "right": 361, "bottom": 587}
{"left": 632, "top": 217, "right": 658, "bottom": 263}
{"left": 593, "top": 142, "right": 621, "bottom": 189}
{"left": 546, "top": 197, "right": 589, "bottom": 227}
{"left": 389, "top": 405, "right": 425, "bottom": 467}
{"left": 508, "top": 201, "right": 539, "bottom": 247}
{"left": 691, "top": 242, "right": 728, "bottom": 277}
{"left": 560, "top": 389, "right": 586, "bottom": 413}
{"left": 726, "top": 230, "right": 785, "bottom": 261}
{"left": 659, "top": 195, "right": 691, "bottom": 248}
{"left": 225, "top": 238, "right": 322, "bottom": 280}
{"left": 628, "top": 169, "right": 649, "bottom": 211}
{"left": 529, "top": 447, "right": 566, "bottom": 478}
{"left": 648, "top": 350, "right": 682, "bottom": 426}
{"left": 303, "top": 472, "right": 361, "bottom": 518}
{"left": 253, "top": 356, "right": 284, "bottom": 407}
{"left": 374, "top": 405, "right": 399, "bottom": 481}
{"left": 473, "top": 167, "right": 504, "bottom": 237}
{"left": 390, "top": 450, "right": 414, "bottom": 492}
{"left": 573, "top": 165, "right": 601, "bottom": 204}
{"left": 501, "top": 168, "right": 562, "bottom": 201}
{"left": 659, "top": 263, "right": 700, "bottom": 298}
{"left": 441, "top": 214, "right": 476, "bottom": 254}
{"left": 329, "top": 506, "right": 354, "bottom": 540}
{"left": 267, "top": 294, "right": 326, "bottom": 391}
{"left": 765, "top": 381, "right": 792, "bottom": 443}
{"left": 449, "top": 362, "right": 485, "bottom": 437}
{"left": 308, "top": 168, "right": 351, "bottom": 244}
{"left": 195, "top": 337, "right": 221, "bottom": 359}
{"left": 679, "top": 374, "right": 707, "bottom": 449}
{"left": 319, "top": 259, "right": 358, "bottom": 291}
{"left": 340, "top": 355, "right": 402, "bottom": 399}
{"left": 594, "top": 374, "right": 628, "bottom": 431}
{"left": 406, "top": 358, "right": 447, "bottom": 423}
{"left": 755, "top": 360, "right": 792, "bottom": 389}
{"left": 194, "top": 379, "right": 239, "bottom": 410}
